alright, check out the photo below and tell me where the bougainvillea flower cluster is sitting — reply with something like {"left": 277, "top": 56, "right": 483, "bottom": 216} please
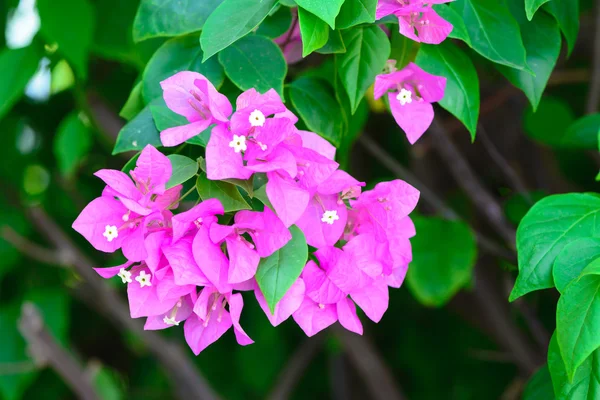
{"left": 73, "top": 71, "right": 420, "bottom": 355}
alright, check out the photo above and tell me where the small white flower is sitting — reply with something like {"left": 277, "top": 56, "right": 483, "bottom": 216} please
{"left": 117, "top": 268, "right": 132, "bottom": 284}
{"left": 228, "top": 134, "right": 247, "bottom": 153}
{"left": 249, "top": 109, "right": 265, "bottom": 127}
{"left": 163, "top": 316, "right": 180, "bottom": 326}
{"left": 396, "top": 88, "right": 413, "bottom": 106}
{"left": 321, "top": 210, "right": 340, "bottom": 225}
{"left": 135, "top": 271, "right": 152, "bottom": 288}
{"left": 103, "top": 225, "right": 118, "bottom": 242}
{"left": 122, "top": 213, "right": 129, "bottom": 222}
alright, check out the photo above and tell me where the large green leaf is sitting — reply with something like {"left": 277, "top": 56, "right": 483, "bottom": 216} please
{"left": 113, "top": 101, "right": 162, "bottom": 155}
{"left": 142, "top": 35, "right": 224, "bottom": 103}
{"left": 526, "top": 0, "right": 551, "bottom": 21}
{"left": 406, "top": 217, "right": 478, "bottom": 307}
{"left": 523, "top": 365, "right": 555, "bottom": 400}
{"left": 133, "top": 0, "right": 223, "bottom": 42}
{"left": 294, "top": 0, "right": 345, "bottom": 29}
{"left": 166, "top": 155, "right": 198, "bottom": 189}
{"left": 549, "top": 333, "right": 600, "bottom": 400}
{"left": 53, "top": 112, "right": 92, "bottom": 178}
{"left": 38, "top": 0, "right": 94, "bottom": 79}
{"left": 554, "top": 238, "right": 600, "bottom": 294}
{"left": 560, "top": 114, "right": 600, "bottom": 150}
{"left": 255, "top": 225, "right": 308, "bottom": 313}
{"left": 256, "top": 6, "right": 292, "bottom": 38}
{"left": 416, "top": 42, "right": 480, "bottom": 139}
{"left": 450, "top": 0, "right": 527, "bottom": 69}
{"left": 196, "top": 173, "right": 251, "bottom": 212}
{"left": 336, "top": 0, "right": 377, "bottom": 29}
{"left": 511, "top": 193, "right": 600, "bottom": 301}
{"left": 218, "top": 35, "right": 287, "bottom": 98}
{"left": 298, "top": 7, "right": 329, "bottom": 57}
{"left": 433, "top": 4, "right": 471, "bottom": 46}
{"left": 545, "top": 0, "right": 579, "bottom": 55}
{"left": 200, "top": 0, "right": 278, "bottom": 61}
{"left": 288, "top": 77, "right": 345, "bottom": 146}
{"left": 0, "top": 45, "right": 43, "bottom": 120}
{"left": 120, "top": 80, "right": 144, "bottom": 121}
{"left": 524, "top": 96, "right": 575, "bottom": 147}
{"left": 337, "top": 25, "right": 390, "bottom": 113}
{"left": 557, "top": 258, "right": 600, "bottom": 380}
{"left": 498, "top": 12, "right": 560, "bottom": 112}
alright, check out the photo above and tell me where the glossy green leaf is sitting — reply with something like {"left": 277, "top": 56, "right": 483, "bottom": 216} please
{"left": 119, "top": 80, "right": 144, "bottom": 121}
{"left": 498, "top": 13, "right": 560, "bottom": 111}
{"left": 560, "top": 114, "right": 600, "bottom": 149}
{"left": 526, "top": 0, "right": 551, "bottom": 21}
{"left": 450, "top": 0, "right": 527, "bottom": 69}
{"left": 38, "top": 0, "right": 94, "bottom": 79}
{"left": 0, "top": 45, "right": 43, "bottom": 121}
{"left": 316, "top": 29, "right": 346, "bottom": 54}
{"left": 289, "top": 77, "right": 345, "bottom": 146}
{"left": 218, "top": 35, "right": 287, "bottom": 97}
{"left": 511, "top": 193, "right": 600, "bottom": 301}
{"left": 149, "top": 99, "right": 188, "bottom": 131}
{"left": 142, "top": 35, "right": 224, "bottom": 103}
{"left": 433, "top": 4, "right": 471, "bottom": 46}
{"left": 557, "top": 258, "right": 600, "bottom": 380}
{"left": 523, "top": 365, "right": 554, "bottom": 400}
{"left": 196, "top": 173, "right": 251, "bottom": 212}
{"left": 337, "top": 25, "right": 390, "bottom": 113}
{"left": 113, "top": 102, "right": 162, "bottom": 155}
{"left": 298, "top": 7, "right": 329, "bottom": 57}
{"left": 545, "top": 0, "right": 579, "bottom": 55}
{"left": 406, "top": 217, "right": 478, "bottom": 307}
{"left": 200, "top": 0, "right": 278, "bottom": 61}
{"left": 256, "top": 5, "right": 292, "bottom": 38}
{"left": 53, "top": 112, "right": 92, "bottom": 178}
{"left": 389, "top": 29, "right": 417, "bottom": 69}
{"left": 294, "top": 0, "right": 345, "bottom": 29}
{"left": 336, "top": 0, "right": 377, "bottom": 30}
{"left": 554, "top": 238, "right": 600, "bottom": 294}
{"left": 166, "top": 155, "right": 198, "bottom": 189}
{"left": 549, "top": 333, "right": 600, "bottom": 400}
{"left": 256, "top": 225, "right": 308, "bottom": 313}
{"left": 416, "top": 42, "right": 480, "bottom": 139}
{"left": 133, "top": 0, "right": 223, "bottom": 42}
{"left": 504, "top": 190, "right": 547, "bottom": 226}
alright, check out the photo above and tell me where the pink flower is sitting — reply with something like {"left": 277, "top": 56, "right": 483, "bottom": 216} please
{"left": 255, "top": 278, "right": 306, "bottom": 326}
{"left": 274, "top": 10, "right": 303, "bottom": 64}
{"left": 230, "top": 88, "right": 297, "bottom": 136}
{"left": 160, "top": 71, "right": 232, "bottom": 147}
{"left": 376, "top": 0, "right": 453, "bottom": 45}
{"left": 374, "top": 62, "right": 446, "bottom": 144}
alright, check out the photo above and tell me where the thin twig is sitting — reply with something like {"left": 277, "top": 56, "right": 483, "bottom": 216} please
{"left": 587, "top": 0, "right": 600, "bottom": 114}
{"left": 18, "top": 302, "right": 100, "bottom": 400}
{"left": 1, "top": 225, "right": 68, "bottom": 267}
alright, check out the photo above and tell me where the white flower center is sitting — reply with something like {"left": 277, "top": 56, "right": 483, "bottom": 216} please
{"left": 321, "top": 210, "right": 340, "bottom": 225}
{"left": 103, "top": 225, "right": 118, "bottom": 242}
{"left": 163, "top": 316, "right": 180, "bottom": 326}
{"left": 117, "top": 268, "right": 132, "bottom": 284}
{"left": 135, "top": 271, "right": 152, "bottom": 287}
{"left": 249, "top": 109, "right": 265, "bottom": 127}
{"left": 229, "top": 134, "right": 247, "bottom": 153}
{"left": 396, "top": 88, "right": 413, "bottom": 106}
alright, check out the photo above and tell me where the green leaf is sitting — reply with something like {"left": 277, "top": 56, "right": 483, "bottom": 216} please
{"left": 504, "top": 190, "right": 547, "bottom": 225}
{"left": 498, "top": 12, "right": 561, "bottom": 111}
{"left": 119, "top": 81, "right": 144, "bottom": 121}
{"left": 433, "top": 4, "right": 471, "bottom": 46}
{"left": 256, "top": 225, "right": 308, "bottom": 313}
{"left": 298, "top": 7, "right": 330, "bottom": 57}
{"left": 122, "top": 153, "right": 141, "bottom": 174}
{"left": 545, "top": 0, "right": 579, "bottom": 56}
{"left": 0, "top": 45, "right": 43, "bottom": 121}
{"left": 406, "top": 217, "right": 478, "bottom": 307}
{"left": 549, "top": 333, "right": 600, "bottom": 400}
{"left": 38, "top": 0, "right": 95, "bottom": 79}
{"left": 196, "top": 173, "right": 251, "bottom": 212}
{"left": 91, "top": 365, "right": 124, "bottom": 400}
{"left": 557, "top": 258, "right": 600, "bottom": 380}
{"left": 53, "top": 112, "right": 92, "bottom": 178}
{"left": 526, "top": 0, "right": 551, "bottom": 21}
{"left": 218, "top": 35, "right": 287, "bottom": 98}
{"left": 389, "top": 29, "right": 417, "bottom": 69}
{"left": 133, "top": 0, "right": 223, "bottom": 42}
{"left": 113, "top": 102, "right": 162, "bottom": 155}
{"left": 149, "top": 99, "right": 188, "bottom": 131}
{"left": 166, "top": 155, "right": 198, "bottom": 189}
{"left": 288, "top": 77, "right": 345, "bottom": 146}
{"left": 450, "top": 0, "right": 527, "bottom": 69}
{"left": 256, "top": 5, "right": 292, "bottom": 38}
{"left": 50, "top": 59, "right": 75, "bottom": 95}
{"left": 316, "top": 29, "right": 346, "bottom": 54}
{"left": 337, "top": 26, "right": 390, "bottom": 113}
{"left": 554, "top": 238, "right": 600, "bottom": 294}
{"left": 416, "top": 42, "right": 480, "bottom": 139}
{"left": 510, "top": 193, "right": 600, "bottom": 301}
{"left": 200, "top": 0, "right": 278, "bottom": 61}
{"left": 560, "top": 114, "right": 600, "bottom": 150}
{"left": 523, "top": 365, "right": 555, "bottom": 400}
{"left": 92, "top": 0, "right": 141, "bottom": 67}
{"left": 524, "top": 96, "right": 575, "bottom": 147}
{"left": 294, "top": 0, "right": 345, "bottom": 29}
{"left": 336, "top": 0, "right": 377, "bottom": 30}
{"left": 142, "top": 35, "right": 225, "bottom": 104}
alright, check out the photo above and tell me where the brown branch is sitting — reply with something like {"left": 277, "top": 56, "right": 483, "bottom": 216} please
{"left": 1, "top": 225, "right": 68, "bottom": 267}
{"left": 18, "top": 303, "right": 100, "bottom": 400}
